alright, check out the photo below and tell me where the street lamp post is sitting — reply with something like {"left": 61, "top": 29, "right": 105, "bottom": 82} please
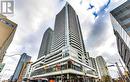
{"left": 107, "top": 62, "right": 129, "bottom": 82}
{"left": 1, "top": 53, "right": 22, "bottom": 81}
{"left": 115, "top": 62, "right": 125, "bottom": 81}
{"left": 119, "top": 59, "right": 130, "bottom": 81}
{"left": 5, "top": 53, "right": 22, "bottom": 57}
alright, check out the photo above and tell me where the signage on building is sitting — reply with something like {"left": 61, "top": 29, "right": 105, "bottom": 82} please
{"left": 0, "top": 0, "right": 14, "bottom": 14}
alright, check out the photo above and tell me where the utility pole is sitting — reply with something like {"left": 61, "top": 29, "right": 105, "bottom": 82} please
{"left": 115, "top": 62, "right": 125, "bottom": 82}
{"left": 119, "top": 59, "right": 130, "bottom": 81}
{"left": 119, "top": 60, "right": 125, "bottom": 72}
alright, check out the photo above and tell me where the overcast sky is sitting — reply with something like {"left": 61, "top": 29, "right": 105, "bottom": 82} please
{"left": 0, "top": 0, "right": 127, "bottom": 80}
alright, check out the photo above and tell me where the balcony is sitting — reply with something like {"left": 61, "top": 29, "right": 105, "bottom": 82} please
{"left": 121, "top": 18, "right": 130, "bottom": 28}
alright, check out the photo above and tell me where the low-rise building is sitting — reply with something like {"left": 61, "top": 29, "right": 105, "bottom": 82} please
{"left": 0, "top": 14, "right": 17, "bottom": 63}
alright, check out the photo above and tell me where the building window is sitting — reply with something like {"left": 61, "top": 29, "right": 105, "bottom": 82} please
{"left": 63, "top": 53, "right": 69, "bottom": 58}
{"left": 124, "top": 49, "right": 127, "bottom": 62}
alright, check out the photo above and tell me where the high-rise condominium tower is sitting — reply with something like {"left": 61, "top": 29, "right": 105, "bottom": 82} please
{"left": 37, "top": 28, "right": 53, "bottom": 59}
{"left": 96, "top": 56, "right": 109, "bottom": 78}
{"left": 88, "top": 57, "right": 98, "bottom": 76}
{"left": 30, "top": 3, "right": 97, "bottom": 82}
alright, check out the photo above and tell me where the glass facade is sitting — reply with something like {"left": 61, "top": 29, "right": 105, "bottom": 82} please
{"left": 110, "top": 0, "right": 130, "bottom": 72}
{"left": 11, "top": 53, "right": 31, "bottom": 82}
{"left": 96, "top": 56, "right": 109, "bottom": 78}
{"left": 37, "top": 28, "right": 53, "bottom": 59}
{"left": 110, "top": 15, "right": 130, "bottom": 49}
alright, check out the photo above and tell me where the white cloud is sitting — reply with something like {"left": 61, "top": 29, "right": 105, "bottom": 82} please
{"left": 1, "top": 0, "right": 127, "bottom": 80}
{"left": 1, "top": 0, "right": 65, "bottom": 80}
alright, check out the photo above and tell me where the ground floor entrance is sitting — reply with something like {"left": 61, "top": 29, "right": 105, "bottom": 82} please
{"left": 46, "top": 73, "right": 96, "bottom": 82}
